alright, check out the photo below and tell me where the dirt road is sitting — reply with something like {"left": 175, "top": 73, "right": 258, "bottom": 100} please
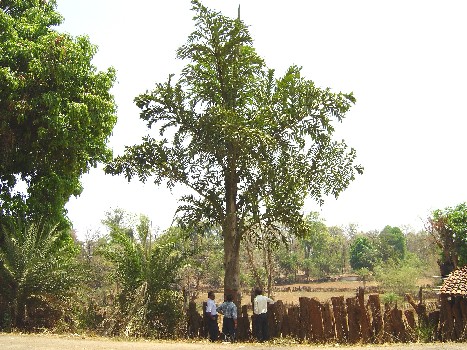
{"left": 1, "top": 334, "right": 466, "bottom": 350}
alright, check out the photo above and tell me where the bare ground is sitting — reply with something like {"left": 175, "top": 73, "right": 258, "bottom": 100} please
{"left": 1, "top": 334, "right": 466, "bottom": 350}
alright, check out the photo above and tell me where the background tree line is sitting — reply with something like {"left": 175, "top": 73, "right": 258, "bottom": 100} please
{"left": 0, "top": 206, "right": 453, "bottom": 336}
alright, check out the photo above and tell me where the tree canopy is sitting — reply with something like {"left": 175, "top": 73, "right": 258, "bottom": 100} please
{"left": 350, "top": 235, "right": 377, "bottom": 271}
{"left": 105, "top": 0, "right": 363, "bottom": 300}
{"left": 0, "top": 0, "right": 117, "bottom": 225}
{"left": 429, "top": 202, "right": 467, "bottom": 276}
{"left": 378, "top": 225, "right": 407, "bottom": 262}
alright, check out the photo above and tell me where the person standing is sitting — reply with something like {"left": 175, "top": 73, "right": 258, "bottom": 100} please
{"left": 205, "top": 291, "right": 219, "bottom": 341}
{"left": 253, "top": 287, "right": 274, "bottom": 342}
{"left": 216, "top": 294, "right": 238, "bottom": 342}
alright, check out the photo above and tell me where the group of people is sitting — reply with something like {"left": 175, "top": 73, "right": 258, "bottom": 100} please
{"left": 205, "top": 287, "right": 274, "bottom": 342}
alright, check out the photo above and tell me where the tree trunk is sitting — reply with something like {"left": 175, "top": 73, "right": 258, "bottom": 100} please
{"left": 264, "top": 242, "right": 274, "bottom": 297}
{"left": 223, "top": 214, "right": 240, "bottom": 305}
{"left": 223, "top": 164, "right": 241, "bottom": 305}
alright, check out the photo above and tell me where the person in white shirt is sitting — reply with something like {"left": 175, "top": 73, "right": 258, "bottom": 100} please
{"left": 253, "top": 287, "right": 274, "bottom": 342}
{"left": 205, "top": 291, "right": 219, "bottom": 341}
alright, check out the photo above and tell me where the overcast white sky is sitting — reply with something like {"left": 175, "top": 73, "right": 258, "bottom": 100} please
{"left": 57, "top": 0, "right": 467, "bottom": 239}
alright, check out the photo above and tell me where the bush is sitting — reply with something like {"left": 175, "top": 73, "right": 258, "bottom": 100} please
{"left": 0, "top": 218, "right": 81, "bottom": 330}
{"left": 373, "top": 256, "right": 422, "bottom": 296}
{"left": 97, "top": 214, "right": 187, "bottom": 338}
{"left": 381, "top": 292, "right": 401, "bottom": 306}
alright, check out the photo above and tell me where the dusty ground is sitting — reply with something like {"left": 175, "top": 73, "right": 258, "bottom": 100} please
{"left": 1, "top": 334, "right": 466, "bottom": 350}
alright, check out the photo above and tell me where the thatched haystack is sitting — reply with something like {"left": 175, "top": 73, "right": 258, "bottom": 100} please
{"left": 439, "top": 266, "right": 467, "bottom": 295}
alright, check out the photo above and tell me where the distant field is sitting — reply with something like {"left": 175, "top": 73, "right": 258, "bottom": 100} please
{"left": 196, "top": 276, "right": 439, "bottom": 308}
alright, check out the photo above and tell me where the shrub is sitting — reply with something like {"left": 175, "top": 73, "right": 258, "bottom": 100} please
{"left": 98, "top": 214, "right": 187, "bottom": 338}
{"left": 373, "top": 256, "right": 422, "bottom": 296}
{"left": 0, "top": 218, "right": 81, "bottom": 330}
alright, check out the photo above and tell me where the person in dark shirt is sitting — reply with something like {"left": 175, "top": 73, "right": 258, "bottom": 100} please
{"left": 217, "top": 294, "right": 237, "bottom": 342}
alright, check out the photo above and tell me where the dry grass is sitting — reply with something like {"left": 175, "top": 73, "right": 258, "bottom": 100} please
{"left": 268, "top": 280, "right": 375, "bottom": 305}
{"left": 196, "top": 276, "right": 439, "bottom": 307}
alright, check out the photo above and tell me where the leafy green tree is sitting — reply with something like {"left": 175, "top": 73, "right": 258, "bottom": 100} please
{"left": 429, "top": 202, "right": 467, "bottom": 276}
{"left": 301, "top": 213, "right": 343, "bottom": 278}
{"left": 276, "top": 243, "right": 300, "bottom": 283}
{"left": 179, "top": 227, "right": 224, "bottom": 294}
{"left": 378, "top": 225, "right": 407, "bottom": 262}
{"left": 350, "top": 235, "right": 378, "bottom": 271}
{"left": 102, "top": 208, "right": 136, "bottom": 238}
{"left": 242, "top": 224, "right": 283, "bottom": 295}
{"left": 329, "top": 225, "right": 350, "bottom": 273}
{"left": 105, "top": 0, "right": 362, "bottom": 301}
{"left": 406, "top": 229, "right": 439, "bottom": 277}
{"left": 0, "top": 218, "right": 80, "bottom": 330}
{"left": 101, "top": 211, "right": 186, "bottom": 338}
{"left": 0, "top": 0, "right": 117, "bottom": 225}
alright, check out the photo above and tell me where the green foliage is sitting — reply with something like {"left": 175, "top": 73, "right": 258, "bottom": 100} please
{"left": 0, "top": 0, "right": 117, "bottom": 225}
{"left": 381, "top": 292, "right": 401, "bottom": 306}
{"left": 415, "top": 320, "right": 437, "bottom": 343}
{"left": 349, "top": 235, "right": 378, "bottom": 271}
{"left": 355, "top": 267, "right": 372, "bottom": 283}
{"left": 430, "top": 202, "right": 467, "bottom": 275}
{"left": 276, "top": 244, "right": 300, "bottom": 282}
{"left": 373, "top": 256, "right": 422, "bottom": 296}
{"left": 406, "top": 229, "right": 439, "bottom": 277}
{"left": 105, "top": 0, "right": 362, "bottom": 295}
{"left": 173, "top": 226, "right": 224, "bottom": 296}
{"left": 300, "top": 213, "right": 345, "bottom": 278}
{"left": 99, "top": 211, "right": 186, "bottom": 338}
{"left": 378, "top": 225, "right": 407, "bottom": 262}
{"left": 0, "top": 217, "right": 81, "bottom": 330}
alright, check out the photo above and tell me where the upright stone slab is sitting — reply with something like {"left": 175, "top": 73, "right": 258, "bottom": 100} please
{"left": 428, "top": 310, "right": 440, "bottom": 341}
{"left": 309, "top": 298, "right": 325, "bottom": 343}
{"left": 285, "top": 305, "right": 301, "bottom": 339}
{"left": 404, "top": 309, "right": 416, "bottom": 342}
{"left": 390, "top": 305, "right": 407, "bottom": 342}
{"left": 368, "top": 294, "right": 383, "bottom": 342}
{"left": 439, "top": 295, "right": 454, "bottom": 341}
{"left": 357, "top": 287, "right": 372, "bottom": 343}
{"left": 383, "top": 303, "right": 393, "bottom": 342}
{"left": 187, "top": 301, "right": 202, "bottom": 338}
{"left": 346, "top": 296, "right": 361, "bottom": 344}
{"left": 269, "top": 300, "right": 285, "bottom": 338}
{"left": 331, "top": 296, "right": 348, "bottom": 343}
{"left": 453, "top": 296, "right": 464, "bottom": 340}
{"left": 322, "top": 301, "right": 336, "bottom": 341}
{"left": 299, "top": 297, "right": 312, "bottom": 340}
{"left": 201, "top": 301, "right": 209, "bottom": 338}
{"left": 237, "top": 305, "right": 250, "bottom": 341}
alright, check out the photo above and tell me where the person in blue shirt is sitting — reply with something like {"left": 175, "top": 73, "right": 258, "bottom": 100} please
{"left": 217, "top": 294, "right": 237, "bottom": 342}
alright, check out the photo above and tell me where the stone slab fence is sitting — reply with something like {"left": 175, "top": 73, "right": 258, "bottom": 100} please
{"left": 186, "top": 287, "right": 467, "bottom": 343}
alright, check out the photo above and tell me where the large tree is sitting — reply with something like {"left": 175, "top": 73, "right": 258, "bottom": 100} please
{"left": 429, "top": 203, "right": 467, "bottom": 276}
{"left": 350, "top": 235, "right": 378, "bottom": 271}
{"left": 0, "top": 0, "right": 117, "bottom": 225}
{"left": 378, "top": 225, "right": 407, "bottom": 262}
{"left": 106, "top": 0, "right": 362, "bottom": 302}
{"left": 301, "top": 212, "right": 344, "bottom": 278}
